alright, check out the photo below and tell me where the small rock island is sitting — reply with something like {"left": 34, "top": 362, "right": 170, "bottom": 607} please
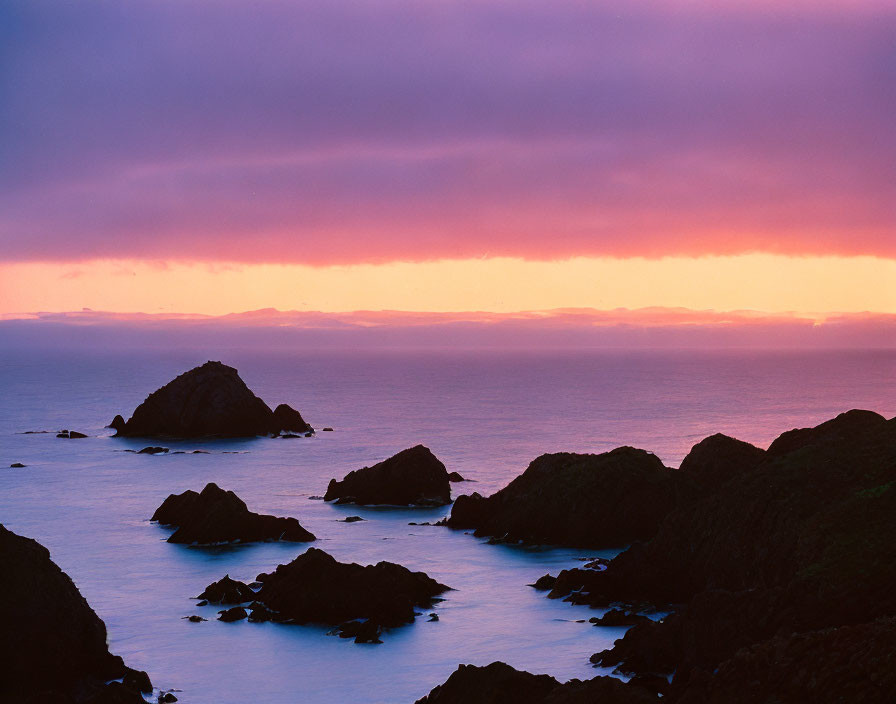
{"left": 197, "top": 547, "right": 449, "bottom": 643}
{"left": 325, "top": 445, "right": 451, "bottom": 506}
{"left": 113, "top": 360, "right": 312, "bottom": 438}
{"left": 152, "top": 482, "right": 315, "bottom": 545}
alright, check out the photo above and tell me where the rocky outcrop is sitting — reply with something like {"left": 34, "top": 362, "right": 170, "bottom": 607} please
{"left": 446, "top": 447, "right": 691, "bottom": 547}
{"left": 414, "top": 662, "right": 658, "bottom": 703}
{"left": 536, "top": 410, "right": 896, "bottom": 701}
{"left": 0, "top": 524, "right": 150, "bottom": 703}
{"left": 325, "top": 445, "right": 451, "bottom": 506}
{"left": 677, "top": 433, "right": 765, "bottom": 490}
{"left": 151, "top": 482, "right": 315, "bottom": 545}
{"left": 114, "top": 360, "right": 312, "bottom": 438}
{"left": 199, "top": 547, "right": 449, "bottom": 642}
{"left": 107, "top": 414, "right": 126, "bottom": 432}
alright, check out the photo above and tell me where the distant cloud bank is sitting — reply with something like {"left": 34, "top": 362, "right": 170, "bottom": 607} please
{"left": 2, "top": 308, "right": 894, "bottom": 350}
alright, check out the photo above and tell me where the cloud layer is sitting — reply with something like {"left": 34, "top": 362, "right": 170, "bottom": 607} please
{"left": 1, "top": 1, "right": 894, "bottom": 264}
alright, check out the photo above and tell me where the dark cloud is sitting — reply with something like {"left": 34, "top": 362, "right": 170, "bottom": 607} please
{"left": 1, "top": 1, "right": 894, "bottom": 262}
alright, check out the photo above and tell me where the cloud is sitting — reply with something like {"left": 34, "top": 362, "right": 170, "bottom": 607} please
{"left": 1, "top": 1, "right": 894, "bottom": 264}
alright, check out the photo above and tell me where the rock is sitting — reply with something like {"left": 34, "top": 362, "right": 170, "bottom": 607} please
{"left": 56, "top": 432, "right": 68, "bottom": 438}
{"left": 428, "top": 613, "right": 439, "bottom": 622}
{"left": 447, "top": 471, "right": 465, "bottom": 482}
{"left": 247, "top": 602, "right": 276, "bottom": 623}
{"left": 9, "top": 462, "right": 26, "bottom": 468}
{"left": 272, "top": 403, "right": 312, "bottom": 434}
{"left": 184, "top": 615, "right": 206, "bottom": 623}
{"left": 114, "top": 360, "right": 311, "bottom": 438}
{"left": 446, "top": 447, "right": 693, "bottom": 547}
{"left": 107, "top": 415, "right": 126, "bottom": 432}
{"left": 244, "top": 547, "right": 449, "bottom": 638}
{"left": 337, "top": 619, "right": 383, "bottom": 643}
{"left": 218, "top": 606, "right": 248, "bottom": 622}
{"left": 342, "top": 516, "right": 365, "bottom": 522}
{"left": 678, "top": 433, "right": 765, "bottom": 490}
{"left": 324, "top": 445, "right": 451, "bottom": 506}
{"left": 158, "top": 694, "right": 178, "bottom": 703}
{"left": 414, "top": 662, "right": 657, "bottom": 704}
{"left": 322, "top": 427, "right": 334, "bottom": 432}
{"left": 197, "top": 575, "right": 255, "bottom": 604}
{"left": 0, "top": 524, "right": 148, "bottom": 703}
{"left": 138, "top": 446, "right": 169, "bottom": 454}
{"left": 588, "top": 609, "right": 650, "bottom": 627}
{"left": 69, "top": 431, "right": 88, "bottom": 438}
{"left": 122, "top": 669, "right": 152, "bottom": 694}
{"left": 151, "top": 482, "right": 315, "bottom": 545}
{"left": 529, "top": 574, "right": 556, "bottom": 590}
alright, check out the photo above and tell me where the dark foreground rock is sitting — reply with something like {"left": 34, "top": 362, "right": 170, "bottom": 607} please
{"left": 0, "top": 524, "right": 150, "bottom": 703}
{"left": 107, "top": 414, "right": 126, "bottom": 432}
{"left": 447, "top": 447, "right": 692, "bottom": 547}
{"left": 152, "top": 482, "right": 315, "bottom": 545}
{"left": 201, "top": 547, "right": 449, "bottom": 642}
{"left": 114, "top": 360, "right": 312, "bottom": 437}
{"left": 325, "top": 445, "right": 451, "bottom": 506}
{"left": 534, "top": 410, "right": 896, "bottom": 702}
{"left": 414, "top": 662, "right": 658, "bottom": 704}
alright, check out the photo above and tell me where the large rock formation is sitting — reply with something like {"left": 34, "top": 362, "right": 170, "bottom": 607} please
{"left": 538, "top": 410, "right": 896, "bottom": 702}
{"left": 414, "top": 662, "right": 658, "bottom": 704}
{"left": 200, "top": 547, "right": 449, "bottom": 642}
{"left": 114, "top": 360, "right": 312, "bottom": 437}
{"left": 152, "top": 482, "right": 315, "bottom": 545}
{"left": 447, "top": 447, "right": 691, "bottom": 547}
{"left": 325, "top": 445, "right": 451, "bottom": 506}
{"left": 0, "top": 524, "right": 150, "bottom": 703}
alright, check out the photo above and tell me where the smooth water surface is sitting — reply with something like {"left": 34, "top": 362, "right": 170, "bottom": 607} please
{"left": 1, "top": 349, "right": 894, "bottom": 702}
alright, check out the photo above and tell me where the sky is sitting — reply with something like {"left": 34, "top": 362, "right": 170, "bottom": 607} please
{"left": 1, "top": 0, "right": 894, "bottom": 341}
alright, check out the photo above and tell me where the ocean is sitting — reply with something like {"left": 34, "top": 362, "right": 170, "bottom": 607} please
{"left": 2, "top": 348, "right": 894, "bottom": 703}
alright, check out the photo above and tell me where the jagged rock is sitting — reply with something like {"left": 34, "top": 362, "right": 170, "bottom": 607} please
{"left": 114, "top": 360, "right": 311, "bottom": 438}
{"left": 218, "top": 606, "right": 248, "bottom": 622}
{"left": 324, "top": 445, "right": 451, "bottom": 506}
{"left": 151, "top": 482, "right": 315, "bottom": 545}
{"left": 197, "top": 575, "right": 256, "bottom": 604}
{"left": 246, "top": 547, "right": 449, "bottom": 637}
{"left": 0, "top": 524, "right": 148, "bottom": 703}
{"left": 446, "top": 447, "right": 692, "bottom": 547}
{"left": 122, "top": 670, "right": 152, "bottom": 694}
{"left": 107, "top": 415, "right": 126, "bottom": 432}
{"left": 414, "top": 662, "right": 657, "bottom": 703}
{"left": 271, "top": 403, "right": 312, "bottom": 434}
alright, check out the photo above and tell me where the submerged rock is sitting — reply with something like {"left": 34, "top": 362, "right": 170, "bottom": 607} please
{"left": 324, "top": 445, "right": 451, "bottom": 506}
{"left": 234, "top": 547, "right": 449, "bottom": 641}
{"left": 446, "top": 447, "right": 691, "bottom": 547}
{"left": 151, "top": 482, "right": 315, "bottom": 545}
{"left": 414, "top": 661, "right": 657, "bottom": 703}
{"left": 113, "top": 360, "right": 312, "bottom": 438}
{"left": 0, "top": 524, "right": 149, "bottom": 703}
{"left": 138, "top": 446, "right": 169, "bottom": 454}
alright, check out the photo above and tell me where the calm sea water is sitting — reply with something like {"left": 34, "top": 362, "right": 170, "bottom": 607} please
{"left": 1, "top": 348, "right": 895, "bottom": 703}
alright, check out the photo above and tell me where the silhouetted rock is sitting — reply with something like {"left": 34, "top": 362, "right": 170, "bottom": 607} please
{"left": 533, "top": 410, "right": 896, "bottom": 700}
{"left": 447, "top": 471, "right": 465, "bottom": 482}
{"left": 57, "top": 430, "right": 87, "bottom": 439}
{"left": 151, "top": 482, "right": 315, "bottom": 545}
{"left": 678, "top": 433, "right": 765, "bottom": 490}
{"left": 589, "top": 609, "right": 650, "bottom": 628}
{"left": 322, "top": 427, "right": 334, "bottom": 432}
{"left": 114, "top": 360, "right": 311, "bottom": 438}
{"left": 414, "top": 662, "right": 657, "bottom": 704}
{"left": 0, "top": 524, "right": 148, "bottom": 703}
{"left": 184, "top": 615, "right": 206, "bottom": 623}
{"left": 446, "top": 447, "right": 691, "bottom": 547}
{"left": 529, "top": 574, "right": 556, "bottom": 590}
{"left": 158, "top": 694, "right": 178, "bottom": 703}
{"left": 218, "top": 606, "right": 248, "bottom": 622}
{"left": 122, "top": 670, "right": 152, "bottom": 694}
{"left": 245, "top": 547, "right": 449, "bottom": 639}
{"left": 197, "top": 575, "right": 256, "bottom": 604}
{"left": 138, "top": 446, "right": 169, "bottom": 454}
{"left": 343, "top": 516, "right": 365, "bottom": 522}
{"left": 107, "top": 415, "right": 126, "bottom": 432}
{"left": 10, "top": 462, "right": 26, "bottom": 468}
{"left": 271, "top": 403, "right": 312, "bottom": 434}
{"left": 324, "top": 445, "right": 451, "bottom": 506}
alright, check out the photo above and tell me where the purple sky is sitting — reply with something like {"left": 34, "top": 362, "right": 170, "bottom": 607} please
{"left": 2, "top": 0, "right": 894, "bottom": 264}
